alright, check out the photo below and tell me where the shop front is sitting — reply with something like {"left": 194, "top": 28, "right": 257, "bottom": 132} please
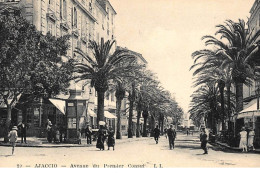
{"left": 237, "top": 104, "right": 260, "bottom": 148}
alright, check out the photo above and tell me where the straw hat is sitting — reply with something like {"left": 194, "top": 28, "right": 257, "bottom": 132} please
{"left": 12, "top": 126, "right": 18, "bottom": 130}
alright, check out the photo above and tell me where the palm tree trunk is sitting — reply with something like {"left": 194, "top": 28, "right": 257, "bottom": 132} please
{"left": 219, "top": 84, "right": 226, "bottom": 131}
{"left": 226, "top": 83, "right": 232, "bottom": 129}
{"left": 128, "top": 98, "right": 134, "bottom": 138}
{"left": 116, "top": 98, "right": 122, "bottom": 139}
{"left": 136, "top": 110, "right": 141, "bottom": 138}
{"left": 142, "top": 110, "right": 149, "bottom": 137}
{"left": 235, "top": 82, "right": 243, "bottom": 113}
{"left": 150, "top": 114, "right": 155, "bottom": 137}
{"left": 161, "top": 116, "right": 164, "bottom": 134}
{"left": 97, "top": 91, "right": 105, "bottom": 125}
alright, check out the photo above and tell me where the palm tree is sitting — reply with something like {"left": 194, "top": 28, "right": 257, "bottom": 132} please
{"left": 74, "top": 38, "right": 139, "bottom": 125}
{"left": 127, "top": 68, "right": 148, "bottom": 138}
{"left": 127, "top": 82, "right": 136, "bottom": 138}
{"left": 106, "top": 59, "right": 143, "bottom": 139}
{"left": 134, "top": 70, "right": 159, "bottom": 137}
{"left": 202, "top": 19, "right": 259, "bottom": 112}
{"left": 189, "top": 83, "right": 221, "bottom": 133}
{"left": 191, "top": 49, "right": 233, "bottom": 130}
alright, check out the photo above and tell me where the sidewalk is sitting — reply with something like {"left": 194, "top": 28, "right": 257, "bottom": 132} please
{"left": 210, "top": 141, "right": 260, "bottom": 153}
{"left": 0, "top": 136, "right": 148, "bottom": 148}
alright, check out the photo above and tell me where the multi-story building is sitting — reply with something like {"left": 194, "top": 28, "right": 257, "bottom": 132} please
{"left": 0, "top": 0, "right": 117, "bottom": 137}
{"left": 237, "top": 0, "right": 260, "bottom": 147}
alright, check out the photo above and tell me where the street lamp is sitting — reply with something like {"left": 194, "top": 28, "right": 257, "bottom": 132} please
{"left": 255, "top": 81, "right": 260, "bottom": 110}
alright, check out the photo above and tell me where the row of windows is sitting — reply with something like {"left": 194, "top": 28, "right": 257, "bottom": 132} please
{"left": 92, "top": 91, "right": 115, "bottom": 102}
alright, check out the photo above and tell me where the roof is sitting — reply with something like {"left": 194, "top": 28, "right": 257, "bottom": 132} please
{"left": 96, "top": 0, "right": 117, "bottom": 15}
{"left": 250, "top": 0, "right": 259, "bottom": 14}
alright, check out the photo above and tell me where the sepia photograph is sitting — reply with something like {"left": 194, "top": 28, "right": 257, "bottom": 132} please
{"left": 0, "top": 0, "right": 260, "bottom": 168}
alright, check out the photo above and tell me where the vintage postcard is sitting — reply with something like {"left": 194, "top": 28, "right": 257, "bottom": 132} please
{"left": 0, "top": 0, "right": 260, "bottom": 168}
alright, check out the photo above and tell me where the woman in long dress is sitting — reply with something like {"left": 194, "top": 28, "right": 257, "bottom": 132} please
{"left": 239, "top": 127, "right": 248, "bottom": 152}
{"left": 107, "top": 128, "right": 115, "bottom": 150}
{"left": 248, "top": 129, "right": 255, "bottom": 151}
{"left": 96, "top": 125, "right": 106, "bottom": 150}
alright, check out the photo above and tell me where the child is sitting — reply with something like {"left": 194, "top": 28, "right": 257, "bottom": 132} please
{"left": 77, "top": 129, "right": 81, "bottom": 144}
{"left": 8, "top": 126, "right": 18, "bottom": 155}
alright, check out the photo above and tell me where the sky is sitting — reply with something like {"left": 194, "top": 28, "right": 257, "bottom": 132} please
{"left": 109, "top": 0, "right": 255, "bottom": 114}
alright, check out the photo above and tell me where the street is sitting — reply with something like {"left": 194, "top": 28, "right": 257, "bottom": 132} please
{"left": 0, "top": 134, "right": 259, "bottom": 168}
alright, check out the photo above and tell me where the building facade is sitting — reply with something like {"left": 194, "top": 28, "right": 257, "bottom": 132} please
{"left": 238, "top": 0, "right": 260, "bottom": 148}
{"left": 0, "top": 0, "right": 117, "bottom": 137}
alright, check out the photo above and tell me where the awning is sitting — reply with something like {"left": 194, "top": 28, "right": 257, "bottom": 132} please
{"left": 49, "top": 99, "right": 66, "bottom": 115}
{"left": 237, "top": 102, "right": 260, "bottom": 119}
{"left": 81, "top": 107, "right": 87, "bottom": 117}
{"left": 104, "top": 111, "right": 117, "bottom": 119}
{"left": 88, "top": 108, "right": 96, "bottom": 117}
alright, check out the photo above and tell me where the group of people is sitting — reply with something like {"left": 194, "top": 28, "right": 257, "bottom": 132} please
{"left": 7, "top": 120, "right": 257, "bottom": 155}
{"left": 46, "top": 119, "right": 66, "bottom": 143}
{"left": 76, "top": 121, "right": 115, "bottom": 151}
{"left": 239, "top": 127, "right": 255, "bottom": 152}
{"left": 76, "top": 124, "right": 92, "bottom": 145}
{"left": 96, "top": 121, "right": 115, "bottom": 151}
{"left": 154, "top": 124, "right": 209, "bottom": 154}
{"left": 153, "top": 124, "right": 177, "bottom": 150}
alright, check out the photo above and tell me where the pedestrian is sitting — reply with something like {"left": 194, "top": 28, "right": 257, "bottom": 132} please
{"left": 85, "top": 125, "right": 92, "bottom": 144}
{"left": 107, "top": 127, "right": 115, "bottom": 150}
{"left": 46, "top": 121, "right": 52, "bottom": 143}
{"left": 18, "top": 121, "right": 27, "bottom": 144}
{"left": 187, "top": 129, "right": 189, "bottom": 136}
{"left": 239, "top": 127, "right": 248, "bottom": 152}
{"left": 59, "top": 125, "right": 64, "bottom": 143}
{"left": 167, "top": 125, "right": 176, "bottom": 149}
{"left": 153, "top": 125, "right": 160, "bottom": 144}
{"left": 8, "top": 126, "right": 18, "bottom": 155}
{"left": 164, "top": 128, "right": 168, "bottom": 139}
{"left": 200, "top": 126, "right": 208, "bottom": 154}
{"left": 55, "top": 128, "right": 60, "bottom": 143}
{"left": 96, "top": 121, "right": 106, "bottom": 150}
{"left": 77, "top": 129, "right": 82, "bottom": 144}
{"left": 248, "top": 128, "right": 255, "bottom": 151}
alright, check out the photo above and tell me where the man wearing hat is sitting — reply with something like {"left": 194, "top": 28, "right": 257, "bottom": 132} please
{"left": 85, "top": 124, "right": 92, "bottom": 144}
{"left": 167, "top": 124, "right": 176, "bottom": 149}
{"left": 8, "top": 126, "right": 18, "bottom": 155}
{"left": 18, "top": 121, "right": 27, "bottom": 143}
{"left": 200, "top": 125, "right": 208, "bottom": 154}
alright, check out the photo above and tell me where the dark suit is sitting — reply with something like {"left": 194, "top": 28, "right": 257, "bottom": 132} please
{"left": 85, "top": 127, "right": 92, "bottom": 144}
{"left": 19, "top": 123, "right": 27, "bottom": 143}
{"left": 153, "top": 127, "right": 160, "bottom": 144}
{"left": 200, "top": 131, "right": 208, "bottom": 154}
{"left": 167, "top": 128, "right": 176, "bottom": 149}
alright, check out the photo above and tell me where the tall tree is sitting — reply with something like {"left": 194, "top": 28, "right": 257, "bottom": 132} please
{"left": 0, "top": 9, "right": 73, "bottom": 142}
{"left": 202, "top": 19, "right": 259, "bottom": 112}
{"left": 74, "top": 38, "right": 140, "bottom": 125}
